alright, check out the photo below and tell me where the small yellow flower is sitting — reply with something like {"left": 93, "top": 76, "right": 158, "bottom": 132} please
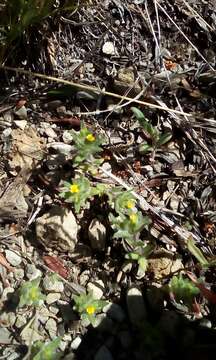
{"left": 70, "top": 184, "right": 79, "bottom": 193}
{"left": 129, "top": 213, "right": 138, "bottom": 224}
{"left": 86, "top": 305, "right": 96, "bottom": 315}
{"left": 86, "top": 133, "right": 95, "bottom": 142}
{"left": 126, "top": 200, "right": 135, "bottom": 209}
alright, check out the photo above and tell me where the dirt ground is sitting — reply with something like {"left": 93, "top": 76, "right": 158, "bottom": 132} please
{"left": 0, "top": 1, "right": 216, "bottom": 359}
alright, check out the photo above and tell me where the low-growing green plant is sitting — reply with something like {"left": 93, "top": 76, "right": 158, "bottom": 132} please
{"left": 60, "top": 175, "right": 106, "bottom": 213}
{"left": 125, "top": 242, "right": 155, "bottom": 274}
{"left": 18, "top": 277, "right": 45, "bottom": 308}
{"left": 73, "top": 291, "right": 107, "bottom": 326}
{"left": 169, "top": 274, "right": 200, "bottom": 309}
{"left": 30, "top": 337, "right": 62, "bottom": 360}
{"left": 108, "top": 188, "right": 137, "bottom": 216}
{"left": 0, "top": 0, "right": 78, "bottom": 62}
{"left": 131, "top": 107, "right": 172, "bottom": 154}
{"left": 109, "top": 211, "right": 150, "bottom": 240}
{"left": 70, "top": 125, "right": 103, "bottom": 171}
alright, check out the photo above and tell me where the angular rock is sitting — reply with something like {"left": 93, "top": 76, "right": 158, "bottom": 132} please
{"left": 5, "top": 250, "right": 22, "bottom": 266}
{"left": 127, "top": 287, "right": 146, "bottom": 327}
{"left": 36, "top": 206, "right": 78, "bottom": 252}
{"left": 88, "top": 219, "right": 106, "bottom": 251}
{"left": 43, "top": 275, "right": 64, "bottom": 293}
{"left": 87, "top": 280, "right": 105, "bottom": 300}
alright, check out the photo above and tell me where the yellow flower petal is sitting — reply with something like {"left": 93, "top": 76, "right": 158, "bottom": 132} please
{"left": 70, "top": 184, "right": 79, "bottom": 193}
{"left": 86, "top": 305, "right": 96, "bottom": 315}
{"left": 126, "top": 200, "right": 135, "bottom": 209}
{"left": 129, "top": 213, "right": 137, "bottom": 224}
{"left": 86, "top": 133, "right": 95, "bottom": 142}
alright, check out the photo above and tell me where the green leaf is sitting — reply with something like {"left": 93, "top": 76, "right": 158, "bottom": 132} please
{"left": 138, "top": 256, "right": 148, "bottom": 272}
{"left": 187, "top": 236, "right": 209, "bottom": 266}
{"left": 32, "top": 337, "right": 62, "bottom": 360}
{"left": 169, "top": 274, "right": 200, "bottom": 307}
{"left": 157, "top": 132, "right": 172, "bottom": 146}
{"left": 131, "top": 106, "right": 146, "bottom": 121}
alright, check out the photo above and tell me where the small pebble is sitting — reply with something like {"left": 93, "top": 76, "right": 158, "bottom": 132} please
{"left": 26, "top": 264, "right": 42, "bottom": 280}
{"left": 102, "top": 42, "right": 116, "bottom": 55}
{"left": 46, "top": 293, "right": 61, "bottom": 305}
{"left": 87, "top": 280, "right": 105, "bottom": 300}
{"left": 71, "top": 336, "right": 82, "bottom": 350}
{"left": 43, "top": 275, "right": 64, "bottom": 292}
{"left": 45, "top": 318, "right": 57, "bottom": 339}
{"left": 5, "top": 250, "right": 22, "bottom": 266}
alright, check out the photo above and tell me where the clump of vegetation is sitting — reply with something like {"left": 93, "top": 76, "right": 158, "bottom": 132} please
{"left": 73, "top": 291, "right": 107, "bottom": 326}
{"left": 131, "top": 107, "right": 172, "bottom": 155}
{"left": 0, "top": 0, "right": 78, "bottom": 63}
{"left": 30, "top": 337, "right": 62, "bottom": 360}
{"left": 169, "top": 274, "right": 200, "bottom": 309}
{"left": 18, "top": 277, "right": 45, "bottom": 308}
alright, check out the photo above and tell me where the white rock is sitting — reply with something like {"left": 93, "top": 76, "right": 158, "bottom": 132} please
{"left": 14, "top": 120, "right": 27, "bottom": 130}
{"left": 5, "top": 250, "right": 22, "bottom": 266}
{"left": 15, "top": 315, "right": 27, "bottom": 328}
{"left": 87, "top": 280, "right": 104, "bottom": 300}
{"left": 0, "top": 328, "right": 12, "bottom": 344}
{"left": 71, "top": 336, "right": 82, "bottom": 350}
{"left": 48, "top": 142, "right": 75, "bottom": 155}
{"left": 14, "top": 268, "right": 25, "bottom": 281}
{"left": 14, "top": 106, "right": 27, "bottom": 119}
{"left": 102, "top": 41, "right": 116, "bottom": 55}
{"left": 45, "top": 318, "right": 57, "bottom": 338}
{"left": 21, "top": 327, "right": 43, "bottom": 344}
{"left": 36, "top": 206, "right": 78, "bottom": 252}
{"left": 88, "top": 219, "right": 106, "bottom": 251}
{"left": 46, "top": 293, "right": 61, "bottom": 305}
{"left": 43, "top": 275, "right": 64, "bottom": 293}
{"left": 127, "top": 287, "right": 146, "bottom": 327}
{"left": 62, "top": 130, "right": 73, "bottom": 144}
{"left": 44, "top": 127, "right": 57, "bottom": 139}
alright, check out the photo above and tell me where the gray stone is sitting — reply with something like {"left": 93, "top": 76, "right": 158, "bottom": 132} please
{"left": 43, "top": 275, "right": 64, "bottom": 293}
{"left": 21, "top": 327, "right": 43, "bottom": 344}
{"left": 127, "top": 287, "right": 146, "bottom": 327}
{"left": 44, "top": 127, "right": 57, "bottom": 139}
{"left": 46, "top": 293, "right": 61, "bottom": 304}
{"left": 26, "top": 264, "right": 42, "bottom": 280}
{"left": 0, "top": 327, "right": 12, "bottom": 344}
{"left": 15, "top": 314, "right": 27, "bottom": 328}
{"left": 5, "top": 250, "right": 22, "bottom": 266}
{"left": 87, "top": 280, "right": 104, "bottom": 299}
{"left": 48, "top": 142, "right": 75, "bottom": 155}
{"left": 14, "top": 120, "right": 27, "bottom": 130}
{"left": 14, "top": 106, "right": 27, "bottom": 119}
{"left": 13, "top": 268, "right": 25, "bottom": 281}
{"left": 62, "top": 130, "right": 73, "bottom": 144}
{"left": 103, "top": 302, "right": 125, "bottom": 322}
{"left": 36, "top": 206, "right": 78, "bottom": 252}
{"left": 0, "top": 312, "right": 16, "bottom": 327}
{"left": 71, "top": 336, "right": 82, "bottom": 350}
{"left": 45, "top": 318, "right": 57, "bottom": 339}
{"left": 94, "top": 345, "right": 113, "bottom": 360}
{"left": 102, "top": 42, "right": 116, "bottom": 56}
{"left": 88, "top": 219, "right": 106, "bottom": 251}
